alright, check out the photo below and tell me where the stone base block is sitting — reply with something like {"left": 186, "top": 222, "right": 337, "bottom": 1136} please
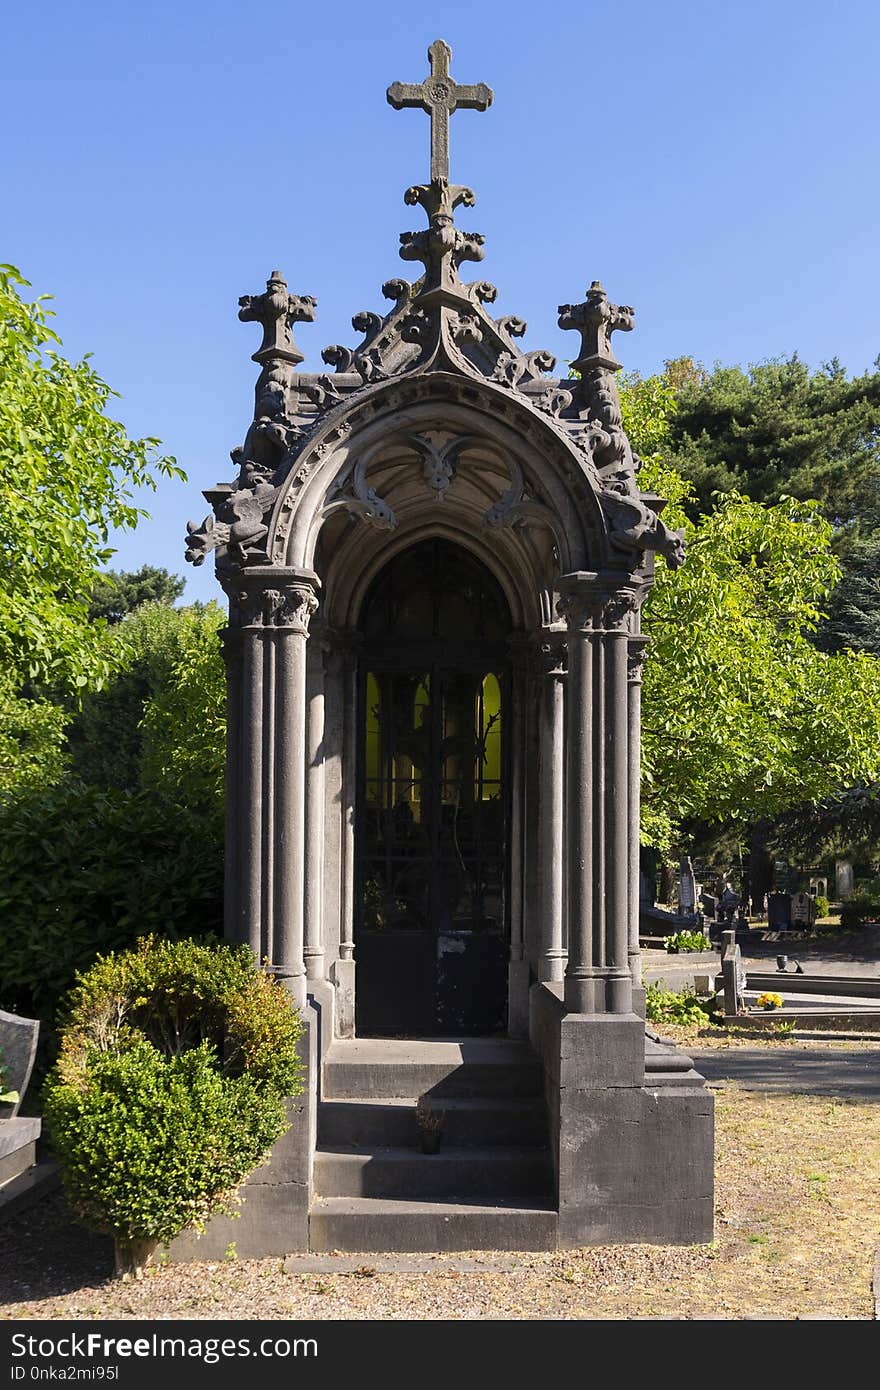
{"left": 330, "top": 958, "right": 355, "bottom": 1038}
{"left": 307, "top": 979, "right": 336, "bottom": 1060}
{"left": 0, "top": 1116, "right": 41, "bottom": 1186}
{"left": 167, "top": 1180, "right": 310, "bottom": 1261}
{"left": 559, "top": 1011, "right": 646, "bottom": 1089}
{"left": 557, "top": 1083, "right": 714, "bottom": 1246}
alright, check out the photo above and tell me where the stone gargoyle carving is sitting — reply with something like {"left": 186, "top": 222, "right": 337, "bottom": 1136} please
{"left": 599, "top": 485, "right": 686, "bottom": 569}
{"left": 185, "top": 479, "right": 275, "bottom": 568}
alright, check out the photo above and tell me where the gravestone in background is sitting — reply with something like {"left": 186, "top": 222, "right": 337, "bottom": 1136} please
{"left": 700, "top": 890, "right": 718, "bottom": 921}
{"left": 0, "top": 1010, "right": 39, "bottom": 1119}
{"left": 766, "top": 893, "right": 792, "bottom": 929}
{"left": 0, "top": 1010, "right": 42, "bottom": 1194}
{"left": 791, "top": 891, "right": 816, "bottom": 928}
{"left": 678, "top": 856, "right": 698, "bottom": 914}
{"left": 835, "top": 859, "right": 854, "bottom": 901}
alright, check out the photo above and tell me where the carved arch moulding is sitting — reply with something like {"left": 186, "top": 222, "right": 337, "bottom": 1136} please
{"left": 184, "top": 43, "right": 685, "bottom": 606}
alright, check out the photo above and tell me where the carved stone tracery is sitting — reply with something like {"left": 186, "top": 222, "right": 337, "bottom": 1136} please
{"left": 184, "top": 41, "right": 683, "bottom": 586}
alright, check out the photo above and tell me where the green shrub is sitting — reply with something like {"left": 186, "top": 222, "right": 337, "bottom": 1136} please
{"left": 840, "top": 894, "right": 880, "bottom": 929}
{"left": 645, "top": 982, "right": 711, "bottom": 1028}
{"left": 812, "top": 894, "right": 830, "bottom": 919}
{"left": 664, "top": 930, "right": 712, "bottom": 953}
{"left": 0, "top": 784, "right": 223, "bottom": 1029}
{"left": 44, "top": 937, "right": 303, "bottom": 1267}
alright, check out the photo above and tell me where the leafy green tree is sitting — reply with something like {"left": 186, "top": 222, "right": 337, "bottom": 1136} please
{"left": 89, "top": 565, "right": 185, "bottom": 624}
{"left": 661, "top": 354, "right": 880, "bottom": 522}
{"left": 815, "top": 487, "right": 880, "bottom": 656}
{"left": 619, "top": 373, "right": 880, "bottom": 851}
{"left": 0, "top": 265, "right": 183, "bottom": 796}
{"left": 0, "top": 265, "right": 182, "bottom": 693}
{"left": 69, "top": 601, "right": 226, "bottom": 801}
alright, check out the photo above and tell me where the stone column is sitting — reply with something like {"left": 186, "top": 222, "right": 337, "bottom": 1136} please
{"left": 304, "top": 633, "right": 326, "bottom": 984}
{"left": 235, "top": 591, "right": 268, "bottom": 960}
{"left": 329, "top": 630, "right": 360, "bottom": 1037}
{"left": 271, "top": 577, "right": 320, "bottom": 1009}
{"left": 627, "top": 635, "right": 651, "bottom": 991}
{"left": 507, "top": 637, "right": 530, "bottom": 1036}
{"left": 557, "top": 573, "right": 640, "bottom": 1015}
{"left": 537, "top": 636, "right": 566, "bottom": 983}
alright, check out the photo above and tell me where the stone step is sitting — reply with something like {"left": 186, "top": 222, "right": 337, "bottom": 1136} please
{"left": 323, "top": 1038, "right": 544, "bottom": 1100}
{"left": 314, "top": 1147, "right": 553, "bottom": 1201}
{"left": 318, "top": 1096, "right": 549, "bottom": 1148}
{"left": 643, "top": 1069, "right": 708, "bottom": 1090}
{"left": 309, "top": 1197, "right": 558, "bottom": 1252}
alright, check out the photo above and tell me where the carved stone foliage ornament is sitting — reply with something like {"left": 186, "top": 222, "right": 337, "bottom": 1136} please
{"left": 185, "top": 40, "right": 685, "bottom": 584}
{"left": 556, "top": 575, "right": 644, "bottom": 633}
{"left": 409, "top": 431, "right": 459, "bottom": 500}
{"left": 230, "top": 578, "right": 319, "bottom": 633}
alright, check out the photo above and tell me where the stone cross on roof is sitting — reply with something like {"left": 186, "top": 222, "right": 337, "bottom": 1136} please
{"left": 387, "top": 39, "right": 493, "bottom": 183}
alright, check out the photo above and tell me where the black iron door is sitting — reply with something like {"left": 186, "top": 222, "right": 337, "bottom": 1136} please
{"left": 354, "top": 542, "right": 510, "bottom": 1036}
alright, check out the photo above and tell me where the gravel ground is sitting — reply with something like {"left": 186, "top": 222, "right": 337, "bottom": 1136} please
{"left": 2, "top": 1063, "right": 878, "bottom": 1321}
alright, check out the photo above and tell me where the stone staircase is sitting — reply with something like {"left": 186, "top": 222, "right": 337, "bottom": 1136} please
{"left": 309, "top": 1037, "right": 557, "bottom": 1251}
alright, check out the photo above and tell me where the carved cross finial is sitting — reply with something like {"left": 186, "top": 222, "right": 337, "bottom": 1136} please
{"left": 238, "top": 270, "right": 317, "bottom": 366}
{"left": 387, "top": 39, "right": 493, "bottom": 183}
{"left": 558, "top": 281, "right": 635, "bottom": 374}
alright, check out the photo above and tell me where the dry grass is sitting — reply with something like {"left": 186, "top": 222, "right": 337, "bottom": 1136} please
{"left": 2, "top": 1081, "right": 878, "bottom": 1321}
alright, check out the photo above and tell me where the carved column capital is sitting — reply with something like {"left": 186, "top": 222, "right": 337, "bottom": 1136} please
{"left": 556, "top": 572, "right": 644, "bottom": 633}
{"left": 223, "top": 568, "right": 321, "bottom": 633}
{"left": 272, "top": 581, "right": 320, "bottom": 634}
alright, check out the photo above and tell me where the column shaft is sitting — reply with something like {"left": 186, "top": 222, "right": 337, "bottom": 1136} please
{"left": 605, "top": 630, "right": 631, "bottom": 1012}
{"left": 238, "top": 626, "right": 264, "bottom": 958}
{"left": 558, "top": 573, "right": 643, "bottom": 1015}
{"left": 304, "top": 641, "right": 326, "bottom": 981}
{"left": 563, "top": 626, "right": 598, "bottom": 1012}
{"left": 538, "top": 646, "right": 566, "bottom": 982}
{"left": 274, "top": 623, "right": 310, "bottom": 1008}
{"left": 339, "top": 642, "right": 358, "bottom": 963}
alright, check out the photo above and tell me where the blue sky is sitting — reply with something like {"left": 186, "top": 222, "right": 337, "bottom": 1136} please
{"left": 3, "top": 0, "right": 878, "bottom": 602}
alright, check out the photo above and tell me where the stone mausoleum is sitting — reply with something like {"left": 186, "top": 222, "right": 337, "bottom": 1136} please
{"left": 179, "top": 41, "right": 713, "bottom": 1257}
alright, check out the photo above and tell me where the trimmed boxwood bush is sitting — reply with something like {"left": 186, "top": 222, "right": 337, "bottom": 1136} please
{"left": 44, "top": 936, "right": 303, "bottom": 1274}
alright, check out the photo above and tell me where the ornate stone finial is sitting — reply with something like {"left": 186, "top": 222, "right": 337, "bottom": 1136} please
{"left": 398, "top": 177, "right": 486, "bottom": 297}
{"left": 238, "top": 271, "right": 317, "bottom": 366}
{"left": 558, "top": 282, "right": 635, "bottom": 375}
{"left": 387, "top": 39, "right": 493, "bottom": 184}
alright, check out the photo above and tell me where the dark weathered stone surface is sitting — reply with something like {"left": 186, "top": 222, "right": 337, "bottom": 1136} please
{"left": 178, "top": 38, "right": 713, "bottom": 1253}
{"left": 530, "top": 983, "right": 713, "bottom": 1246}
{"left": 0, "top": 1010, "right": 39, "bottom": 1118}
{"left": 309, "top": 1198, "right": 557, "bottom": 1253}
{"left": 0, "top": 1117, "right": 40, "bottom": 1186}
{"left": 0, "top": 1160, "right": 60, "bottom": 1225}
